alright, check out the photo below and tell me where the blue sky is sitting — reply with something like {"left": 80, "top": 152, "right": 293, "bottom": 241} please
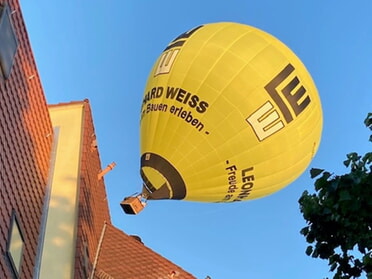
{"left": 20, "top": 1, "right": 371, "bottom": 278}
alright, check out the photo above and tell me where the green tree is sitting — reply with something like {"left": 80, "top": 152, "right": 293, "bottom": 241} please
{"left": 299, "top": 113, "right": 372, "bottom": 279}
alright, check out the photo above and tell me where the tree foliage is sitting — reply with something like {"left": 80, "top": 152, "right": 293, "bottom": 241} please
{"left": 299, "top": 113, "right": 372, "bottom": 279}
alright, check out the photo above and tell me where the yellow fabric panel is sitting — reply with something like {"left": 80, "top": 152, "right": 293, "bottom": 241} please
{"left": 140, "top": 22, "right": 322, "bottom": 202}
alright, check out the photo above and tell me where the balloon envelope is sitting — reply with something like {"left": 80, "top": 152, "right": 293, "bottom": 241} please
{"left": 139, "top": 22, "right": 322, "bottom": 203}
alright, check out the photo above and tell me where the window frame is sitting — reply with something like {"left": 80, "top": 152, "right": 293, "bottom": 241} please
{"left": 0, "top": 3, "right": 19, "bottom": 79}
{"left": 6, "top": 211, "right": 25, "bottom": 279}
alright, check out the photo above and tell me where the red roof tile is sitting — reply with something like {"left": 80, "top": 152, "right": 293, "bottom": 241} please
{"left": 94, "top": 223, "right": 196, "bottom": 279}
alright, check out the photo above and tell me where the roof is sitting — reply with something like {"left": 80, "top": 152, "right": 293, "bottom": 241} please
{"left": 94, "top": 223, "right": 196, "bottom": 279}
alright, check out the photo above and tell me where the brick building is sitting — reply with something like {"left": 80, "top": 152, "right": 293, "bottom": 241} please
{"left": 0, "top": 1, "right": 195, "bottom": 278}
{"left": 0, "top": 0, "right": 54, "bottom": 277}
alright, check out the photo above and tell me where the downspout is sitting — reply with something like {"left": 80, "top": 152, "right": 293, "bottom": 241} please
{"left": 90, "top": 221, "right": 107, "bottom": 279}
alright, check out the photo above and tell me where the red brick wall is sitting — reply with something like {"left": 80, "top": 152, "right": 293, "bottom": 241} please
{"left": 0, "top": 0, "right": 53, "bottom": 278}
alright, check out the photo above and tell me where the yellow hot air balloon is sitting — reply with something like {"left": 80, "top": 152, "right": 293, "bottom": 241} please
{"left": 121, "top": 22, "right": 322, "bottom": 214}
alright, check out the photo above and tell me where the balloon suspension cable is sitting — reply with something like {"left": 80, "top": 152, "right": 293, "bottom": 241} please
{"left": 140, "top": 192, "right": 149, "bottom": 200}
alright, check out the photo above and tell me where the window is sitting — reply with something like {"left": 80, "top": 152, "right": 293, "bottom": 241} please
{"left": 82, "top": 241, "right": 91, "bottom": 277}
{"left": 6, "top": 212, "right": 25, "bottom": 278}
{"left": 0, "top": 3, "right": 18, "bottom": 79}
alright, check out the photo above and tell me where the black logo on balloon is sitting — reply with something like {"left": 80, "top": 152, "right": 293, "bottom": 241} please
{"left": 154, "top": 25, "right": 203, "bottom": 76}
{"left": 247, "top": 63, "right": 311, "bottom": 141}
